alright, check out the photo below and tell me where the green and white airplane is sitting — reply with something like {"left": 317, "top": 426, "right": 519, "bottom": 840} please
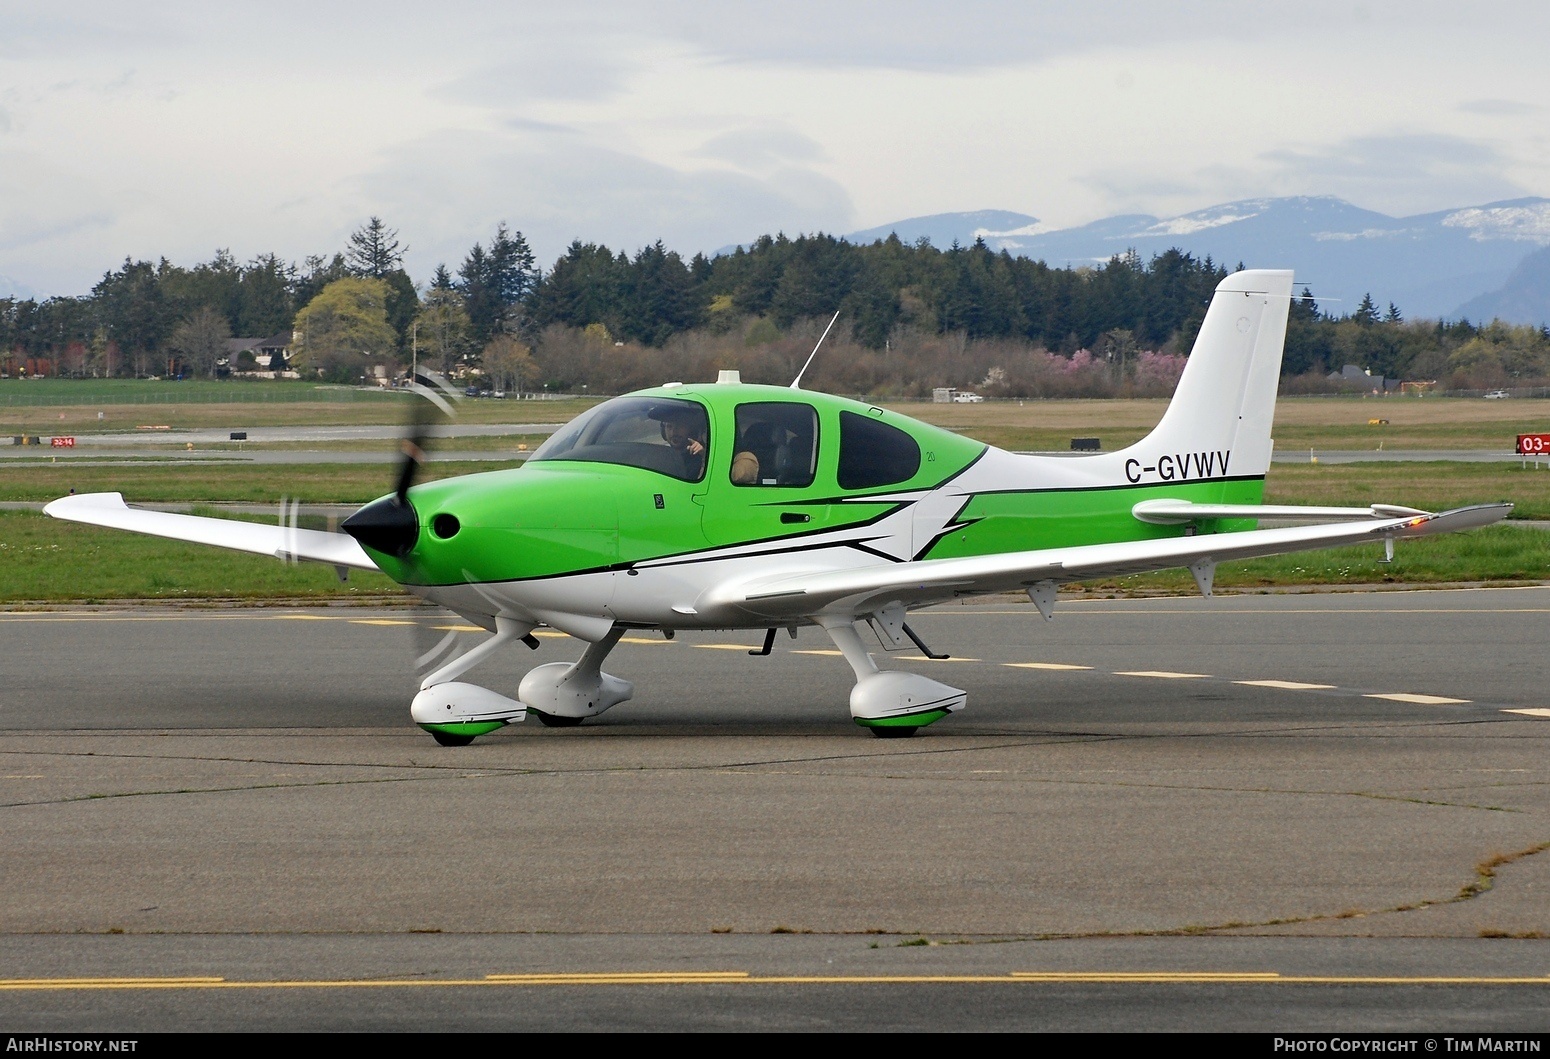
{"left": 46, "top": 270, "right": 1510, "bottom": 745}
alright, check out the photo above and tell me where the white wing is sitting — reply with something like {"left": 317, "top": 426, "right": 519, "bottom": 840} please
{"left": 43, "top": 492, "right": 379, "bottom": 572}
{"left": 701, "top": 504, "right": 1511, "bottom": 620}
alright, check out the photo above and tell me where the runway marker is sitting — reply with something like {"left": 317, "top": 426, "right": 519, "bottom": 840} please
{"left": 486, "top": 971, "right": 749, "bottom": 983}
{"left": 695, "top": 644, "right": 761, "bottom": 651}
{"left": 927, "top": 607, "right": 1550, "bottom": 617}
{"left": 1236, "top": 679, "right": 1336, "bottom": 691}
{"left": 349, "top": 619, "right": 415, "bottom": 626}
{"left": 792, "top": 650, "right": 844, "bottom": 657}
{"left": 0, "top": 977, "right": 226, "bottom": 988}
{"left": 1012, "top": 971, "right": 1279, "bottom": 982}
{"left": 620, "top": 636, "right": 674, "bottom": 645}
{"left": 276, "top": 614, "right": 330, "bottom": 620}
{"left": 534, "top": 630, "right": 569, "bottom": 639}
{"left": 1003, "top": 662, "right": 1092, "bottom": 671}
{"left": 432, "top": 625, "right": 486, "bottom": 633}
{"left": 1502, "top": 708, "right": 1550, "bottom": 719}
{"left": 899, "top": 655, "right": 981, "bottom": 663}
{"left": 1364, "top": 693, "right": 1470, "bottom": 705}
{"left": 1115, "top": 670, "right": 1209, "bottom": 680}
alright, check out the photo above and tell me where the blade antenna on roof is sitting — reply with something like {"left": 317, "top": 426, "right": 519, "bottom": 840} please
{"left": 789, "top": 310, "right": 841, "bottom": 390}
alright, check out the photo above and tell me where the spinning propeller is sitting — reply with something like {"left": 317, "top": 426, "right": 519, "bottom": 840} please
{"left": 340, "top": 370, "right": 459, "bottom": 558}
{"left": 334, "top": 372, "right": 524, "bottom": 696}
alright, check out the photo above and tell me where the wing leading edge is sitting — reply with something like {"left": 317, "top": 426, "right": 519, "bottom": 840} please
{"left": 43, "top": 492, "right": 379, "bottom": 572}
{"left": 701, "top": 503, "right": 1513, "bottom": 620}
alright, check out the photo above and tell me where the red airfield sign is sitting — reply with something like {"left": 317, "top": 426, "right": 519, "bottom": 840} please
{"left": 1517, "top": 433, "right": 1550, "bottom": 455}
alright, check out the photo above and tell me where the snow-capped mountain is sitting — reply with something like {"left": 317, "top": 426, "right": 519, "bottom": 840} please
{"left": 844, "top": 196, "right": 1550, "bottom": 324}
{"left": 1453, "top": 245, "right": 1550, "bottom": 327}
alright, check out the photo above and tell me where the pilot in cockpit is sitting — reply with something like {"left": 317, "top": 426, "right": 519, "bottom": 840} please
{"left": 655, "top": 404, "right": 707, "bottom": 478}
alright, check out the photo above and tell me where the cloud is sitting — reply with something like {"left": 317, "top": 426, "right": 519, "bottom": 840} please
{"left": 1460, "top": 99, "right": 1543, "bottom": 117}
{"left": 0, "top": 148, "right": 118, "bottom": 253}
{"left": 438, "top": 49, "right": 637, "bottom": 106}
{"left": 1257, "top": 134, "right": 1530, "bottom": 217}
{"left": 691, "top": 125, "right": 825, "bottom": 172}
{"left": 362, "top": 128, "right": 855, "bottom": 274}
{"left": 1092, "top": 134, "right": 1536, "bottom": 222}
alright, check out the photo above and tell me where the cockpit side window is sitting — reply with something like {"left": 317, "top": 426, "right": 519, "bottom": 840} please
{"left": 730, "top": 402, "right": 818, "bottom": 487}
{"left": 528, "top": 396, "right": 709, "bottom": 482}
{"left": 836, "top": 410, "right": 921, "bottom": 489}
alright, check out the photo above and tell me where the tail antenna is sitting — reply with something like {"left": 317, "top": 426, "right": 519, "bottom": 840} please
{"left": 789, "top": 310, "right": 841, "bottom": 390}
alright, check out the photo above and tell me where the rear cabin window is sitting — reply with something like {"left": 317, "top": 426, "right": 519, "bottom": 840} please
{"left": 527, "top": 396, "right": 710, "bottom": 482}
{"left": 837, "top": 410, "right": 921, "bottom": 489}
{"left": 730, "top": 402, "right": 818, "bottom": 487}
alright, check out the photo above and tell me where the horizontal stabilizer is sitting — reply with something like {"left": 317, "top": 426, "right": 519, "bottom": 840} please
{"left": 1133, "top": 499, "right": 1429, "bottom": 525}
{"left": 43, "top": 492, "right": 379, "bottom": 571}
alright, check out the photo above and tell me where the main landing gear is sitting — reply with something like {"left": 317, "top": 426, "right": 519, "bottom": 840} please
{"left": 411, "top": 613, "right": 960, "bottom": 746}
{"left": 819, "top": 616, "right": 965, "bottom": 738}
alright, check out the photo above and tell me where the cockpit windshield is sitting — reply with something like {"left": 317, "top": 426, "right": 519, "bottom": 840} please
{"left": 527, "top": 396, "right": 710, "bottom": 482}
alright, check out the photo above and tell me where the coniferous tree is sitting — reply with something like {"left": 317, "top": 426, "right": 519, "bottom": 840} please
{"left": 346, "top": 217, "right": 406, "bottom": 278}
{"left": 236, "top": 254, "right": 297, "bottom": 337}
{"left": 1354, "top": 293, "right": 1380, "bottom": 326}
{"left": 459, "top": 223, "right": 539, "bottom": 345}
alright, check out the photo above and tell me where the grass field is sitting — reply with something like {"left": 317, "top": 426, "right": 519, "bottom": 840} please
{"left": 893, "top": 395, "right": 1550, "bottom": 452}
{"left": 0, "top": 510, "right": 407, "bottom": 602}
{"left": 6, "top": 380, "right": 1548, "bottom": 450}
{"left": 0, "top": 462, "right": 498, "bottom": 503}
{"left": 2, "top": 382, "right": 1545, "bottom": 601}
{"left": 0, "top": 379, "right": 595, "bottom": 433}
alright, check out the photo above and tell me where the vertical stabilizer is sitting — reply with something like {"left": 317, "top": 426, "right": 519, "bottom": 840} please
{"left": 1122, "top": 269, "right": 1294, "bottom": 479}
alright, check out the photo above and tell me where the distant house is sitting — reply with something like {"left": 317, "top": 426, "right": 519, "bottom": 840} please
{"left": 226, "top": 333, "right": 293, "bottom": 376}
{"left": 1333, "top": 363, "right": 1401, "bottom": 393}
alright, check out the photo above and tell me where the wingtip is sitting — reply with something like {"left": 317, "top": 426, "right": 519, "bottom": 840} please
{"left": 1411, "top": 502, "right": 1514, "bottom": 534}
{"left": 43, "top": 491, "right": 126, "bottom": 518}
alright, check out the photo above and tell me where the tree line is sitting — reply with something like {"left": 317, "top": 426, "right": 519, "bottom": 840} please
{"left": 4, "top": 221, "right": 1549, "bottom": 397}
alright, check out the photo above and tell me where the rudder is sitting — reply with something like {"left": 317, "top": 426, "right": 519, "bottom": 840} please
{"left": 1122, "top": 269, "right": 1294, "bottom": 479}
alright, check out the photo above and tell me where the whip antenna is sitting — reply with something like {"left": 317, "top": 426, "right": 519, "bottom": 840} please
{"left": 790, "top": 310, "right": 841, "bottom": 390}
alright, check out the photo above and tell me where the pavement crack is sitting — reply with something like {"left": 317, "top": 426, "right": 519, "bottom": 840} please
{"left": 1031, "top": 838, "right": 1550, "bottom": 942}
{"left": 0, "top": 774, "right": 445, "bottom": 809}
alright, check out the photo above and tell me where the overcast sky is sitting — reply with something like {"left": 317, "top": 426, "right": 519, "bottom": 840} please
{"left": 3, "top": 1, "right": 1548, "bottom": 295}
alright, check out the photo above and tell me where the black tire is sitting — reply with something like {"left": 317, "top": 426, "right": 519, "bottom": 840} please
{"left": 431, "top": 731, "right": 476, "bottom": 747}
{"left": 870, "top": 726, "right": 918, "bottom": 739}
{"left": 532, "top": 710, "right": 585, "bottom": 728}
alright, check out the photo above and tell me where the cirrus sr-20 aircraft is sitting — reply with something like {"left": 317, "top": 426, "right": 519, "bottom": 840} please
{"left": 47, "top": 270, "right": 1510, "bottom": 745}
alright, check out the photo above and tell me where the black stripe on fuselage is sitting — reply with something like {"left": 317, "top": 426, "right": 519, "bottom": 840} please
{"left": 965, "top": 472, "right": 1264, "bottom": 498}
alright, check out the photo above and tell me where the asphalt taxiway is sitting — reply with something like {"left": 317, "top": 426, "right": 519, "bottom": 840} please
{"left": 3, "top": 589, "right": 1549, "bottom": 1030}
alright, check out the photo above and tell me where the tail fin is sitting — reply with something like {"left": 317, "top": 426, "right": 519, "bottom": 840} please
{"left": 1123, "top": 269, "right": 1293, "bottom": 479}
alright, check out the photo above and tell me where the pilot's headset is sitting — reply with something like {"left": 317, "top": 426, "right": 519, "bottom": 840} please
{"left": 658, "top": 407, "right": 694, "bottom": 442}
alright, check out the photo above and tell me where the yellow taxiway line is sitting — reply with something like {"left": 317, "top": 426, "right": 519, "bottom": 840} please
{"left": 5, "top": 972, "right": 1550, "bottom": 991}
